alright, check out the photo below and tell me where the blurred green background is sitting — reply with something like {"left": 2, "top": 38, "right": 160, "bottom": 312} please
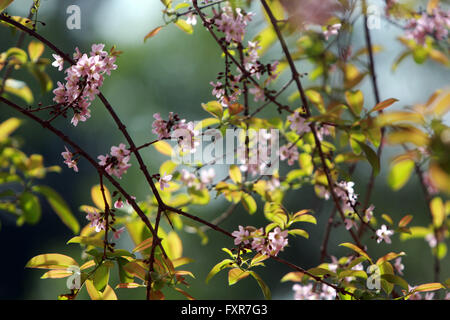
{"left": 0, "top": 0, "right": 449, "bottom": 300}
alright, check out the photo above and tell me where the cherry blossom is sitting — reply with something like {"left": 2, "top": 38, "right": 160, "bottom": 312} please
{"left": 113, "top": 226, "right": 125, "bottom": 240}
{"left": 287, "top": 111, "right": 310, "bottom": 135}
{"left": 394, "top": 257, "right": 404, "bottom": 275}
{"left": 279, "top": 144, "right": 299, "bottom": 166}
{"left": 159, "top": 172, "right": 172, "bottom": 190}
{"left": 376, "top": 224, "right": 394, "bottom": 244}
{"left": 425, "top": 233, "right": 437, "bottom": 248}
{"left": 98, "top": 143, "right": 132, "bottom": 179}
{"left": 323, "top": 23, "right": 341, "bottom": 40}
{"left": 114, "top": 199, "right": 124, "bottom": 209}
{"left": 52, "top": 44, "right": 117, "bottom": 126}
{"left": 61, "top": 146, "right": 78, "bottom": 172}
{"left": 404, "top": 8, "right": 450, "bottom": 45}
{"left": 51, "top": 54, "right": 64, "bottom": 71}
{"left": 334, "top": 180, "right": 358, "bottom": 212}
{"left": 200, "top": 167, "right": 215, "bottom": 186}
{"left": 232, "top": 225, "right": 250, "bottom": 245}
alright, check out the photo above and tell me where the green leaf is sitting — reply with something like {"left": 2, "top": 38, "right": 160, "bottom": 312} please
{"left": 249, "top": 271, "right": 271, "bottom": 300}
{"left": 345, "top": 90, "right": 364, "bottom": 116}
{"left": 229, "top": 165, "right": 242, "bottom": 184}
{"left": 288, "top": 229, "right": 309, "bottom": 239}
{"left": 0, "top": 0, "right": 14, "bottom": 12}
{"left": 434, "top": 242, "right": 447, "bottom": 260}
{"left": 26, "top": 253, "right": 78, "bottom": 269}
{"left": 381, "top": 274, "right": 409, "bottom": 290}
{"left": 32, "top": 185, "right": 79, "bottom": 234}
{"left": 67, "top": 236, "right": 103, "bottom": 248}
{"left": 19, "top": 191, "right": 41, "bottom": 224}
{"left": 94, "top": 262, "right": 112, "bottom": 292}
{"left": 206, "top": 259, "right": 234, "bottom": 283}
{"left": 354, "top": 140, "right": 380, "bottom": 176}
{"left": 387, "top": 159, "right": 414, "bottom": 191}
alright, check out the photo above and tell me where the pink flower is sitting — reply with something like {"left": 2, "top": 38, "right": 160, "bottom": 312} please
{"left": 344, "top": 218, "right": 357, "bottom": 230}
{"left": 114, "top": 199, "right": 124, "bottom": 209}
{"left": 287, "top": 111, "right": 310, "bottom": 135}
{"left": 293, "top": 283, "right": 319, "bottom": 300}
{"left": 334, "top": 181, "right": 358, "bottom": 212}
{"left": 61, "top": 146, "right": 78, "bottom": 172}
{"left": 376, "top": 224, "right": 394, "bottom": 244}
{"left": 394, "top": 257, "right": 404, "bottom": 275}
{"left": 152, "top": 113, "right": 170, "bottom": 139}
{"left": 52, "top": 54, "right": 64, "bottom": 71}
{"left": 52, "top": 44, "right": 117, "bottom": 126}
{"left": 232, "top": 225, "right": 250, "bottom": 245}
{"left": 425, "top": 233, "right": 437, "bottom": 248}
{"left": 279, "top": 144, "right": 299, "bottom": 166}
{"left": 323, "top": 23, "right": 341, "bottom": 40}
{"left": 249, "top": 86, "right": 265, "bottom": 102}
{"left": 215, "top": 5, "right": 252, "bottom": 43}
{"left": 267, "top": 227, "right": 288, "bottom": 256}
{"left": 364, "top": 204, "right": 375, "bottom": 222}
{"left": 97, "top": 143, "right": 132, "bottom": 179}
{"left": 200, "top": 168, "right": 215, "bottom": 186}
{"left": 404, "top": 9, "right": 450, "bottom": 45}
{"left": 186, "top": 12, "right": 197, "bottom": 26}
{"left": 113, "top": 226, "right": 125, "bottom": 240}
{"left": 159, "top": 173, "right": 172, "bottom": 190}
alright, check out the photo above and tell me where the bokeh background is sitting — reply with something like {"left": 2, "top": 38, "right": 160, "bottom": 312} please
{"left": 0, "top": 0, "right": 449, "bottom": 299}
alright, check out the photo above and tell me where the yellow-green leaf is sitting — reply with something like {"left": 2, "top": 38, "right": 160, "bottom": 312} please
{"left": 228, "top": 268, "right": 250, "bottom": 285}
{"left": 339, "top": 242, "right": 372, "bottom": 263}
{"left": 28, "top": 41, "right": 44, "bottom": 62}
{"left": 3, "top": 79, "right": 34, "bottom": 104}
{"left": 91, "top": 184, "right": 112, "bottom": 210}
{"left": 387, "top": 159, "right": 414, "bottom": 191}
{"left": 26, "top": 253, "right": 78, "bottom": 269}
{"left": 175, "top": 19, "right": 193, "bottom": 34}
{"left": 153, "top": 140, "right": 173, "bottom": 157}
{"left": 430, "top": 197, "right": 445, "bottom": 228}
{"left": 229, "top": 165, "right": 242, "bottom": 184}
{"left": 370, "top": 98, "right": 399, "bottom": 113}
{"left": 0, "top": 117, "right": 21, "bottom": 142}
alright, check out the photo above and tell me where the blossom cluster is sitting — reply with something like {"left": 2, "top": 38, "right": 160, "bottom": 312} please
{"left": 52, "top": 44, "right": 117, "bottom": 126}
{"left": 152, "top": 113, "right": 199, "bottom": 153}
{"left": 232, "top": 226, "right": 288, "bottom": 257}
{"left": 97, "top": 143, "right": 131, "bottom": 179}
{"left": 180, "top": 167, "right": 215, "bottom": 190}
{"left": 215, "top": 5, "right": 254, "bottom": 43}
{"left": 292, "top": 282, "right": 336, "bottom": 300}
{"left": 404, "top": 8, "right": 450, "bottom": 45}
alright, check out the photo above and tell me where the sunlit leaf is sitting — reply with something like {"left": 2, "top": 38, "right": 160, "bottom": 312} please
{"left": 175, "top": 19, "right": 193, "bottom": 34}
{"left": 430, "top": 197, "right": 445, "bottom": 228}
{"left": 229, "top": 164, "right": 242, "bottom": 184}
{"left": 228, "top": 268, "right": 250, "bottom": 285}
{"left": 90, "top": 184, "right": 112, "bottom": 210}
{"left": 26, "top": 253, "right": 78, "bottom": 269}
{"left": 32, "top": 185, "right": 79, "bottom": 234}
{"left": 249, "top": 271, "right": 271, "bottom": 300}
{"left": 370, "top": 98, "right": 399, "bottom": 113}
{"left": 339, "top": 242, "right": 372, "bottom": 263}
{"left": 153, "top": 140, "right": 174, "bottom": 157}
{"left": 387, "top": 159, "right": 414, "bottom": 191}
{"left": 28, "top": 41, "right": 44, "bottom": 62}
{"left": 3, "top": 79, "right": 34, "bottom": 104}
{"left": 0, "top": 0, "right": 14, "bottom": 12}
